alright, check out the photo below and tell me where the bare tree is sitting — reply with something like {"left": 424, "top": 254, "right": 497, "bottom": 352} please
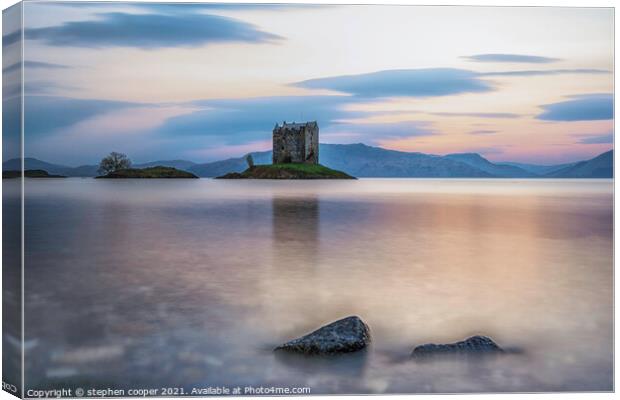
{"left": 98, "top": 152, "right": 132, "bottom": 175}
{"left": 245, "top": 154, "right": 255, "bottom": 169}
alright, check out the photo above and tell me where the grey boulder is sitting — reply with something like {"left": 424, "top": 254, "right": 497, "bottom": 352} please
{"left": 411, "top": 335, "right": 503, "bottom": 358}
{"left": 275, "top": 316, "right": 371, "bottom": 355}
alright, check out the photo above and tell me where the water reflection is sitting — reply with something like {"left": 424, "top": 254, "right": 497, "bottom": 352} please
{"left": 3, "top": 181, "right": 23, "bottom": 392}
{"left": 274, "top": 349, "right": 369, "bottom": 378}
{"left": 22, "top": 179, "right": 613, "bottom": 393}
{"left": 271, "top": 196, "right": 320, "bottom": 267}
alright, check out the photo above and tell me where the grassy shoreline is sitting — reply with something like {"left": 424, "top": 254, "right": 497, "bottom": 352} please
{"left": 217, "top": 163, "right": 355, "bottom": 179}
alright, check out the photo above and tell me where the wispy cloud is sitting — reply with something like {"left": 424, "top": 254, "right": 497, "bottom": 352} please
{"left": 25, "top": 12, "right": 283, "bottom": 48}
{"left": 294, "top": 69, "right": 494, "bottom": 98}
{"left": 52, "top": 2, "right": 321, "bottom": 12}
{"left": 575, "top": 132, "right": 614, "bottom": 144}
{"left": 469, "top": 130, "right": 498, "bottom": 135}
{"left": 463, "top": 54, "right": 560, "bottom": 63}
{"left": 461, "top": 146, "right": 506, "bottom": 155}
{"left": 156, "top": 95, "right": 367, "bottom": 144}
{"left": 24, "top": 96, "right": 139, "bottom": 136}
{"left": 324, "top": 120, "right": 436, "bottom": 144}
{"left": 537, "top": 93, "right": 613, "bottom": 121}
{"left": 480, "top": 69, "right": 610, "bottom": 77}
{"left": 134, "top": 3, "right": 324, "bottom": 13}
{"left": 431, "top": 112, "right": 520, "bottom": 119}
{"left": 155, "top": 96, "right": 438, "bottom": 146}
{"left": 2, "top": 30, "right": 21, "bottom": 46}
{"left": 3, "top": 61, "right": 70, "bottom": 74}
{"left": 294, "top": 68, "right": 609, "bottom": 99}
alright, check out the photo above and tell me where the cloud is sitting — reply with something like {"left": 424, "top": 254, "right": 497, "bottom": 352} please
{"left": 575, "top": 133, "right": 614, "bottom": 144}
{"left": 25, "top": 12, "right": 282, "bottom": 48}
{"left": 3, "top": 61, "right": 70, "bottom": 74}
{"left": 480, "top": 69, "right": 610, "bottom": 77}
{"left": 323, "top": 121, "right": 436, "bottom": 143}
{"left": 294, "top": 68, "right": 494, "bottom": 98}
{"left": 469, "top": 130, "right": 498, "bottom": 135}
{"left": 22, "top": 92, "right": 437, "bottom": 159}
{"left": 156, "top": 95, "right": 366, "bottom": 144}
{"left": 24, "top": 81, "right": 80, "bottom": 95}
{"left": 52, "top": 2, "right": 320, "bottom": 12}
{"left": 431, "top": 112, "right": 520, "bottom": 119}
{"left": 23, "top": 96, "right": 139, "bottom": 136}
{"left": 156, "top": 96, "right": 440, "bottom": 147}
{"left": 134, "top": 3, "right": 323, "bottom": 12}
{"left": 537, "top": 94, "right": 613, "bottom": 121}
{"left": 2, "top": 96, "right": 21, "bottom": 137}
{"left": 2, "top": 30, "right": 21, "bottom": 46}
{"left": 294, "top": 68, "right": 610, "bottom": 99}
{"left": 462, "top": 146, "right": 506, "bottom": 155}
{"left": 463, "top": 54, "right": 560, "bottom": 63}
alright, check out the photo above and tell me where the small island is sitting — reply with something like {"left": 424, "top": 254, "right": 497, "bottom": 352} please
{"left": 217, "top": 163, "right": 355, "bottom": 179}
{"left": 93, "top": 153, "right": 198, "bottom": 179}
{"left": 218, "top": 121, "right": 355, "bottom": 180}
{"left": 96, "top": 166, "right": 198, "bottom": 179}
{"left": 3, "top": 169, "right": 66, "bottom": 179}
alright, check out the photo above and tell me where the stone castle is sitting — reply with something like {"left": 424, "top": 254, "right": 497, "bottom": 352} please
{"left": 272, "top": 121, "right": 319, "bottom": 164}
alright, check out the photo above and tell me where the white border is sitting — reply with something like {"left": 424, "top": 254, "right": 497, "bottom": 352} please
{"left": 0, "top": 1, "right": 615, "bottom": 400}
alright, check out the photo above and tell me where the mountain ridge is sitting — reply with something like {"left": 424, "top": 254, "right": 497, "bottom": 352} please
{"left": 3, "top": 144, "right": 612, "bottom": 179}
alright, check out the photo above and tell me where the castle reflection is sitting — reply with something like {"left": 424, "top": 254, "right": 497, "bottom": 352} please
{"left": 271, "top": 196, "right": 320, "bottom": 268}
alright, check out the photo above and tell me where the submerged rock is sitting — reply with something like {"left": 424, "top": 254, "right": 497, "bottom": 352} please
{"left": 275, "top": 316, "right": 371, "bottom": 355}
{"left": 411, "top": 335, "right": 503, "bottom": 358}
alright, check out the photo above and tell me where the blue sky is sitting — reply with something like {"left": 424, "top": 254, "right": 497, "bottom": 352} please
{"left": 2, "top": 3, "right": 614, "bottom": 165}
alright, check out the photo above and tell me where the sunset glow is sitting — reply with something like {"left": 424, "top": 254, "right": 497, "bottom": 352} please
{"left": 6, "top": 2, "right": 614, "bottom": 164}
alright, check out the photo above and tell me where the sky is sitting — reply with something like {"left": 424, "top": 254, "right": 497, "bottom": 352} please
{"left": 2, "top": 2, "right": 614, "bottom": 165}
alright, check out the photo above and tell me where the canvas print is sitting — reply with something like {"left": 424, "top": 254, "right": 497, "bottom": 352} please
{"left": 2, "top": 1, "right": 614, "bottom": 397}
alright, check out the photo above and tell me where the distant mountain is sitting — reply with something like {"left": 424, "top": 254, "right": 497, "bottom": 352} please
{"left": 1, "top": 158, "right": 97, "bottom": 177}
{"left": 497, "top": 161, "right": 577, "bottom": 175}
{"left": 318, "top": 144, "right": 492, "bottom": 177}
{"left": 188, "top": 144, "right": 492, "bottom": 178}
{"left": 545, "top": 150, "right": 613, "bottom": 178}
{"left": 2, "top": 158, "right": 197, "bottom": 177}
{"left": 4, "top": 146, "right": 613, "bottom": 179}
{"left": 444, "top": 153, "right": 535, "bottom": 177}
{"left": 3, "top": 157, "right": 70, "bottom": 175}
{"left": 189, "top": 144, "right": 612, "bottom": 178}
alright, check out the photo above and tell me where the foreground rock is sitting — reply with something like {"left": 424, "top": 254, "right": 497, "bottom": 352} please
{"left": 411, "top": 335, "right": 503, "bottom": 358}
{"left": 217, "top": 164, "right": 355, "bottom": 180}
{"left": 275, "top": 316, "right": 371, "bottom": 355}
{"left": 96, "top": 166, "right": 198, "bottom": 179}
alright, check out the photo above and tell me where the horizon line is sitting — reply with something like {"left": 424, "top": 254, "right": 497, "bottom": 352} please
{"left": 10, "top": 143, "right": 613, "bottom": 169}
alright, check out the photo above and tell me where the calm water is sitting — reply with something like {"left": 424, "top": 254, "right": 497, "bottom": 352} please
{"left": 18, "top": 178, "right": 613, "bottom": 393}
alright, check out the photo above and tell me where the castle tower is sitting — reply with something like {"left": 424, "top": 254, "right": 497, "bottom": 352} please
{"left": 272, "top": 121, "right": 319, "bottom": 164}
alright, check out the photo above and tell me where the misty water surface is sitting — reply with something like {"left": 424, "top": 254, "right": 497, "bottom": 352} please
{"left": 19, "top": 178, "right": 613, "bottom": 393}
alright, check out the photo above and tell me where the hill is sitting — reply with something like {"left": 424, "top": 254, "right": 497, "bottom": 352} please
{"left": 318, "top": 144, "right": 493, "bottom": 177}
{"left": 194, "top": 145, "right": 611, "bottom": 179}
{"left": 4, "top": 146, "right": 613, "bottom": 179}
{"left": 96, "top": 166, "right": 198, "bottom": 179}
{"left": 444, "top": 153, "right": 535, "bottom": 177}
{"left": 191, "top": 144, "right": 495, "bottom": 178}
{"left": 496, "top": 161, "right": 577, "bottom": 175}
{"left": 545, "top": 150, "right": 613, "bottom": 178}
{"left": 3, "top": 169, "right": 66, "bottom": 178}
{"left": 217, "top": 164, "right": 354, "bottom": 179}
